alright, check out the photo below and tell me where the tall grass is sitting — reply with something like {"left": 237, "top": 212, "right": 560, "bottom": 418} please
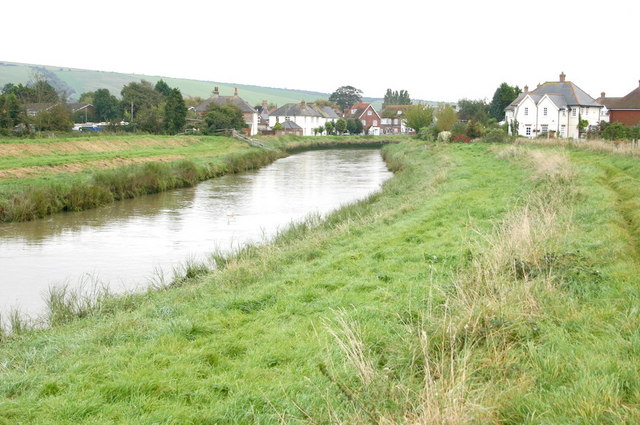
{"left": 316, "top": 147, "right": 576, "bottom": 424}
{"left": 517, "top": 137, "right": 640, "bottom": 158}
{"left": 0, "top": 148, "right": 283, "bottom": 223}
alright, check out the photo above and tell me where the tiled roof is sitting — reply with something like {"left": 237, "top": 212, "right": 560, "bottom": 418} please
{"left": 271, "top": 102, "right": 324, "bottom": 118}
{"left": 506, "top": 79, "right": 601, "bottom": 111}
{"left": 194, "top": 95, "right": 256, "bottom": 114}
{"left": 281, "top": 121, "right": 303, "bottom": 130}
{"left": 600, "top": 83, "right": 640, "bottom": 110}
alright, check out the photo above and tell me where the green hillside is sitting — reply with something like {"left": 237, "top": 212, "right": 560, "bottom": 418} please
{"left": 0, "top": 61, "right": 334, "bottom": 107}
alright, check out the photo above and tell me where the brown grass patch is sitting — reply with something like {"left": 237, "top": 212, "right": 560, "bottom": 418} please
{"left": 0, "top": 137, "right": 199, "bottom": 158}
{"left": 0, "top": 155, "right": 185, "bottom": 179}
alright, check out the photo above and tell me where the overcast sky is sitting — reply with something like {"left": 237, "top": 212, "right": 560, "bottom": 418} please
{"left": 4, "top": 0, "right": 639, "bottom": 102}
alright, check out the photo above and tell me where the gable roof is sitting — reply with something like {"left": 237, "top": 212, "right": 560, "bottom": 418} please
{"left": 194, "top": 95, "right": 256, "bottom": 114}
{"left": 345, "top": 102, "right": 380, "bottom": 119}
{"left": 506, "top": 75, "right": 601, "bottom": 111}
{"left": 271, "top": 102, "right": 325, "bottom": 118}
{"left": 281, "top": 120, "right": 303, "bottom": 130}
{"left": 599, "top": 82, "right": 640, "bottom": 110}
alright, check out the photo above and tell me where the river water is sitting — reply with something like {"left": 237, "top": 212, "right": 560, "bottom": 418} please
{"left": 0, "top": 148, "right": 393, "bottom": 318}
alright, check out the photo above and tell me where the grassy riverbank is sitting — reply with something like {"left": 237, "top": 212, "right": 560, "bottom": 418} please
{"left": 0, "top": 134, "right": 405, "bottom": 222}
{"left": 1, "top": 139, "right": 639, "bottom": 424}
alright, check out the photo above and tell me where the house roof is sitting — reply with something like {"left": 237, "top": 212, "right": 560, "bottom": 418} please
{"left": 320, "top": 106, "right": 340, "bottom": 119}
{"left": 271, "top": 101, "right": 324, "bottom": 118}
{"left": 599, "top": 82, "right": 640, "bottom": 110}
{"left": 506, "top": 76, "right": 601, "bottom": 111}
{"left": 194, "top": 95, "right": 256, "bottom": 114}
{"left": 345, "top": 102, "right": 380, "bottom": 119}
{"left": 281, "top": 121, "right": 303, "bottom": 130}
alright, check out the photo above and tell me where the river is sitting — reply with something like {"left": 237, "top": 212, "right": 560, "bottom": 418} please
{"left": 0, "top": 148, "right": 393, "bottom": 318}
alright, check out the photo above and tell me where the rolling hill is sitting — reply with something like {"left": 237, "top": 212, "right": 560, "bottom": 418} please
{"left": 0, "top": 61, "right": 388, "bottom": 109}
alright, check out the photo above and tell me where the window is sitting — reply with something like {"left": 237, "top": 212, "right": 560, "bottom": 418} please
{"left": 367, "top": 110, "right": 372, "bottom": 116}
{"left": 572, "top": 108, "right": 576, "bottom": 117}
{"left": 541, "top": 125, "right": 548, "bottom": 135}
{"left": 524, "top": 107, "right": 529, "bottom": 116}
{"left": 361, "top": 120, "right": 366, "bottom": 126}
{"left": 351, "top": 109, "right": 357, "bottom": 115}
{"left": 373, "top": 120, "right": 378, "bottom": 126}
{"left": 543, "top": 107, "right": 548, "bottom": 116}
{"left": 525, "top": 126, "right": 532, "bottom": 136}
{"left": 560, "top": 125, "right": 566, "bottom": 137}
{"left": 285, "top": 116, "right": 290, "bottom": 121}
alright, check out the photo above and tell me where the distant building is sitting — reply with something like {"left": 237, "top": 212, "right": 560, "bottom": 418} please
{"left": 505, "top": 72, "right": 604, "bottom": 139}
{"left": 194, "top": 87, "right": 258, "bottom": 135}
{"left": 268, "top": 101, "right": 339, "bottom": 136}
{"left": 345, "top": 102, "right": 381, "bottom": 135}
{"left": 380, "top": 105, "right": 412, "bottom": 134}
{"left": 597, "top": 81, "right": 640, "bottom": 126}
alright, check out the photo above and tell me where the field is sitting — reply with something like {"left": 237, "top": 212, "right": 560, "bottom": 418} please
{"left": 0, "top": 138, "right": 639, "bottom": 424}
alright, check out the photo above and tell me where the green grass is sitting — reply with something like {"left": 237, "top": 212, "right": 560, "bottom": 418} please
{"left": 0, "top": 140, "right": 639, "bottom": 423}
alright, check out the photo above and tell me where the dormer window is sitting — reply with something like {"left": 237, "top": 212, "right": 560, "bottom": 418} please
{"left": 351, "top": 109, "right": 357, "bottom": 114}
{"left": 367, "top": 110, "right": 372, "bottom": 116}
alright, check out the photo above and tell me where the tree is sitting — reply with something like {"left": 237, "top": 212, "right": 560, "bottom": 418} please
{"left": 435, "top": 104, "right": 458, "bottom": 132}
{"left": 329, "top": 86, "right": 363, "bottom": 111}
{"left": 489, "top": 83, "right": 521, "bottom": 121}
{"left": 335, "top": 118, "right": 347, "bottom": 134}
{"left": 457, "top": 99, "right": 490, "bottom": 124}
{"left": 0, "top": 93, "right": 24, "bottom": 129}
{"left": 203, "top": 104, "right": 246, "bottom": 134}
{"left": 383, "top": 89, "right": 412, "bottom": 107}
{"left": 154, "top": 79, "right": 172, "bottom": 97}
{"left": 509, "top": 118, "right": 519, "bottom": 136}
{"left": 78, "top": 91, "right": 95, "bottom": 103}
{"left": 163, "top": 88, "right": 187, "bottom": 134}
{"left": 347, "top": 119, "right": 363, "bottom": 135}
{"left": 404, "top": 104, "right": 434, "bottom": 132}
{"left": 32, "top": 104, "right": 72, "bottom": 132}
{"left": 121, "top": 80, "right": 163, "bottom": 120}
{"left": 324, "top": 120, "right": 335, "bottom": 135}
{"left": 93, "top": 89, "right": 120, "bottom": 122}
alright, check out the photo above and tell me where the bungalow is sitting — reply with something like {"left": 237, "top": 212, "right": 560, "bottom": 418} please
{"left": 505, "top": 72, "right": 604, "bottom": 139}
{"left": 345, "top": 102, "right": 381, "bottom": 135}
{"left": 268, "top": 101, "right": 339, "bottom": 136}
{"left": 597, "top": 81, "right": 640, "bottom": 126}
{"left": 194, "top": 87, "right": 258, "bottom": 135}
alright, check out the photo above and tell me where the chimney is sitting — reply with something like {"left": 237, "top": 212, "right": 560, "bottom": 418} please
{"left": 559, "top": 72, "right": 566, "bottom": 82}
{"left": 234, "top": 88, "right": 238, "bottom": 97}
{"left": 524, "top": 85, "right": 529, "bottom": 93}
{"left": 261, "top": 100, "right": 268, "bottom": 111}
{"left": 601, "top": 92, "right": 606, "bottom": 98}
{"left": 213, "top": 86, "right": 219, "bottom": 96}
{"left": 537, "top": 83, "right": 541, "bottom": 88}
{"left": 300, "top": 99, "right": 307, "bottom": 108}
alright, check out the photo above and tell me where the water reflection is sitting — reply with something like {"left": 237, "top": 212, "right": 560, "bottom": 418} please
{"left": 0, "top": 149, "right": 393, "bottom": 317}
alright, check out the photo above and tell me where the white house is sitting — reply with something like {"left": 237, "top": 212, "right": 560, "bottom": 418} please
{"left": 505, "top": 73, "right": 604, "bottom": 139}
{"left": 269, "top": 101, "right": 339, "bottom": 136}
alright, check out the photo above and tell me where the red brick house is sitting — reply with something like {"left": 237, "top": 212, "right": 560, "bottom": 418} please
{"left": 345, "top": 102, "right": 381, "bottom": 135}
{"left": 598, "top": 81, "right": 640, "bottom": 126}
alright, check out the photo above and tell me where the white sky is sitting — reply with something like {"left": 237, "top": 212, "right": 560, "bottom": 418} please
{"left": 4, "top": 0, "right": 639, "bottom": 102}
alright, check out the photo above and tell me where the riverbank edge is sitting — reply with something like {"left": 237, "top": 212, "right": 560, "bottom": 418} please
{"left": 0, "top": 138, "right": 405, "bottom": 335}
{"left": 0, "top": 135, "right": 405, "bottom": 223}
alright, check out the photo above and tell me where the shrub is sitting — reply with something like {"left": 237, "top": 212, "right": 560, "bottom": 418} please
{"left": 437, "top": 131, "right": 451, "bottom": 143}
{"left": 466, "top": 120, "right": 485, "bottom": 138}
{"left": 451, "top": 134, "right": 471, "bottom": 143}
{"left": 417, "top": 123, "right": 438, "bottom": 141}
{"left": 451, "top": 122, "right": 467, "bottom": 137}
{"left": 483, "top": 128, "right": 508, "bottom": 143}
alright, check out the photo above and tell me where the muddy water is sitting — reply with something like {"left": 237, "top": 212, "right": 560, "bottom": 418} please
{"left": 0, "top": 149, "right": 393, "bottom": 318}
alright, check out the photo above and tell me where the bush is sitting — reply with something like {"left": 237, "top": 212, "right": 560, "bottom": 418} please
{"left": 417, "top": 123, "right": 438, "bottom": 141}
{"left": 451, "top": 122, "right": 467, "bottom": 137}
{"left": 451, "top": 134, "right": 471, "bottom": 143}
{"left": 482, "top": 128, "right": 509, "bottom": 143}
{"left": 466, "top": 120, "right": 485, "bottom": 138}
{"left": 437, "top": 131, "right": 451, "bottom": 143}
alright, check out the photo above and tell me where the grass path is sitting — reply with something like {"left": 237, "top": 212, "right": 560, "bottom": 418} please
{"left": 1, "top": 141, "right": 639, "bottom": 424}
